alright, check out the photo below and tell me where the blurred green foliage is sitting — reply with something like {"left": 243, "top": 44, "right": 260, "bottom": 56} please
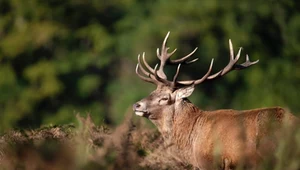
{"left": 0, "top": 0, "right": 299, "bottom": 132}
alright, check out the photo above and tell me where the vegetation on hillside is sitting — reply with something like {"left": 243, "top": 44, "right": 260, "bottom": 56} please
{"left": 1, "top": 115, "right": 300, "bottom": 170}
{"left": 0, "top": 114, "right": 188, "bottom": 170}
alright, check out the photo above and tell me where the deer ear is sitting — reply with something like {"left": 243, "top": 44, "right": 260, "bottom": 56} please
{"left": 175, "top": 86, "right": 195, "bottom": 100}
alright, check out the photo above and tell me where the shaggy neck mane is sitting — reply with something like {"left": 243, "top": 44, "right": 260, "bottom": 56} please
{"left": 171, "top": 99, "right": 201, "bottom": 148}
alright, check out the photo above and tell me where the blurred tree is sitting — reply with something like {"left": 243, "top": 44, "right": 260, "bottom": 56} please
{"left": 0, "top": 0, "right": 299, "bottom": 132}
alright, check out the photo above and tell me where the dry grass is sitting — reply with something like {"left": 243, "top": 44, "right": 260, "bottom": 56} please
{"left": 0, "top": 113, "right": 300, "bottom": 170}
{"left": 0, "top": 113, "right": 189, "bottom": 170}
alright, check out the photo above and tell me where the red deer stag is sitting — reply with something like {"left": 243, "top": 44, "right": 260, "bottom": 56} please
{"left": 133, "top": 32, "right": 299, "bottom": 170}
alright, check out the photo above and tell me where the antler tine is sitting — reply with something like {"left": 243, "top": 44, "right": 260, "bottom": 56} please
{"left": 153, "top": 63, "right": 170, "bottom": 85}
{"left": 229, "top": 39, "right": 235, "bottom": 61}
{"left": 157, "top": 47, "right": 178, "bottom": 60}
{"left": 135, "top": 64, "right": 155, "bottom": 84}
{"left": 138, "top": 54, "right": 152, "bottom": 76}
{"left": 157, "top": 43, "right": 198, "bottom": 65}
{"left": 235, "top": 54, "right": 259, "bottom": 69}
{"left": 207, "top": 39, "right": 259, "bottom": 80}
{"left": 156, "top": 32, "right": 199, "bottom": 79}
{"left": 136, "top": 55, "right": 159, "bottom": 84}
{"left": 156, "top": 31, "right": 174, "bottom": 79}
{"left": 177, "top": 58, "right": 214, "bottom": 85}
{"left": 169, "top": 47, "right": 199, "bottom": 65}
{"left": 207, "top": 41, "right": 241, "bottom": 79}
{"left": 221, "top": 40, "right": 242, "bottom": 75}
{"left": 194, "top": 58, "right": 214, "bottom": 84}
{"left": 161, "top": 31, "right": 171, "bottom": 58}
{"left": 172, "top": 64, "right": 182, "bottom": 85}
{"left": 186, "top": 58, "right": 199, "bottom": 64}
{"left": 156, "top": 31, "right": 172, "bottom": 61}
{"left": 142, "top": 52, "right": 155, "bottom": 74}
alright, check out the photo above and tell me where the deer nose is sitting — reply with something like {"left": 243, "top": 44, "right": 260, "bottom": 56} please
{"left": 133, "top": 103, "right": 141, "bottom": 110}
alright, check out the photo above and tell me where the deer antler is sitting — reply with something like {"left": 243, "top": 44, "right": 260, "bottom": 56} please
{"left": 136, "top": 53, "right": 170, "bottom": 85}
{"left": 206, "top": 39, "right": 259, "bottom": 80}
{"left": 156, "top": 31, "right": 199, "bottom": 79}
{"left": 135, "top": 32, "right": 259, "bottom": 88}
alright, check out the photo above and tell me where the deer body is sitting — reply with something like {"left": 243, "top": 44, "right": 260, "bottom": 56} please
{"left": 169, "top": 102, "right": 295, "bottom": 169}
{"left": 133, "top": 32, "right": 299, "bottom": 169}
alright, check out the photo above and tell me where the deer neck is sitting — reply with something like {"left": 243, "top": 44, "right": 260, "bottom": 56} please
{"left": 171, "top": 100, "right": 202, "bottom": 147}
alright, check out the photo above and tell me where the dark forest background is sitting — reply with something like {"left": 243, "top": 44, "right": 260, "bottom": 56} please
{"left": 0, "top": 0, "right": 300, "bottom": 133}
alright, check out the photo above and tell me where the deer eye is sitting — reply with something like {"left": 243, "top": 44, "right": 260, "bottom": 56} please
{"left": 160, "top": 95, "right": 169, "bottom": 101}
{"left": 161, "top": 97, "right": 168, "bottom": 101}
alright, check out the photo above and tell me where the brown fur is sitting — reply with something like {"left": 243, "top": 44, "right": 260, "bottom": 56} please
{"left": 133, "top": 87, "right": 299, "bottom": 170}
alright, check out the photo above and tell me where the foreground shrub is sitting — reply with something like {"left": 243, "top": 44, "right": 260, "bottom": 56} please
{"left": 0, "top": 114, "right": 300, "bottom": 170}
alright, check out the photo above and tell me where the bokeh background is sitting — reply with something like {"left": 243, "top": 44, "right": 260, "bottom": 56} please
{"left": 0, "top": 0, "right": 299, "bottom": 133}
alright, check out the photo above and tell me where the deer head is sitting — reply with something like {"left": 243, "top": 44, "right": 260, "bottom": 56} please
{"left": 133, "top": 32, "right": 258, "bottom": 136}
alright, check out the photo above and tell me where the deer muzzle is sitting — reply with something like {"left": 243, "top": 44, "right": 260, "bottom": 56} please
{"left": 133, "top": 102, "right": 148, "bottom": 117}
